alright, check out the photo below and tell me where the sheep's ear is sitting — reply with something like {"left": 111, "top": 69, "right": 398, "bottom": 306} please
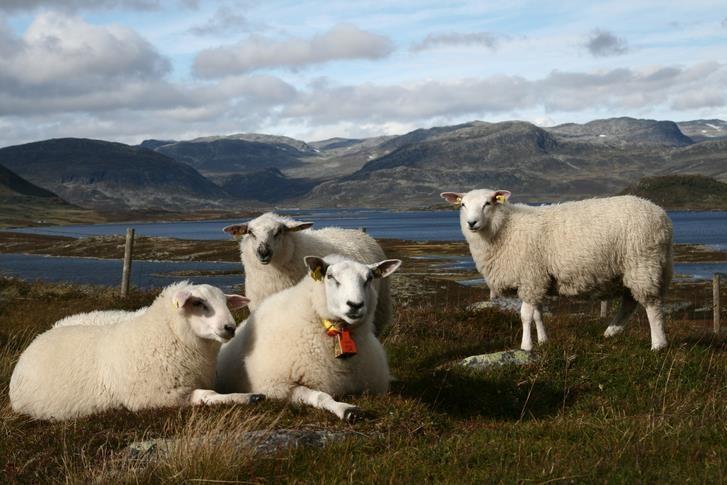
{"left": 225, "top": 294, "right": 250, "bottom": 311}
{"left": 223, "top": 224, "right": 248, "bottom": 239}
{"left": 440, "top": 192, "right": 464, "bottom": 206}
{"left": 173, "top": 290, "right": 192, "bottom": 309}
{"left": 286, "top": 221, "right": 314, "bottom": 232}
{"left": 304, "top": 256, "right": 328, "bottom": 281}
{"left": 370, "top": 259, "right": 402, "bottom": 279}
{"left": 492, "top": 190, "right": 511, "bottom": 205}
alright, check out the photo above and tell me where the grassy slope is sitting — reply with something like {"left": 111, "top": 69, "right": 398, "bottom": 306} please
{"left": 0, "top": 275, "right": 725, "bottom": 483}
{"left": 619, "top": 175, "right": 727, "bottom": 210}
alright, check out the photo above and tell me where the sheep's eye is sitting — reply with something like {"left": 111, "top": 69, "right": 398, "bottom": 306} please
{"left": 460, "top": 202, "right": 466, "bottom": 208}
{"left": 248, "top": 231, "right": 255, "bottom": 239}
{"left": 327, "top": 274, "right": 340, "bottom": 286}
{"left": 484, "top": 202, "right": 491, "bottom": 207}
{"left": 191, "top": 300, "right": 208, "bottom": 311}
{"left": 365, "top": 275, "right": 373, "bottom": 285}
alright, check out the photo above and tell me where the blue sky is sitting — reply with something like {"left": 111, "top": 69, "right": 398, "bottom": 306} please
{"left": 0, "top": 0, "right": 725, "bottom": 146}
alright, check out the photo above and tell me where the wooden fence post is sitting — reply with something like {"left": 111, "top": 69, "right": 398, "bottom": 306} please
{"left": 714, "top": 273, "right": 721, "bottom": 335}
{"left": 600, "top": 300, "right": 608, "bottom": 318}
{"left": 121, "top": 228, "right": 135, "bottom": 298}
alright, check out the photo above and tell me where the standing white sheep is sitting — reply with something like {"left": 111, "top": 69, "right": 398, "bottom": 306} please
{"left": 9, "top": 281, "right": 264, "bottom": 420}
{"left": 223, "top": 212, "right": 393, "bottom": 335}
{"left": 216, "top": 254, "right": 401, "bottom": 421}
{"left": 440, "top": 190, "right": 672, "bottom": 351}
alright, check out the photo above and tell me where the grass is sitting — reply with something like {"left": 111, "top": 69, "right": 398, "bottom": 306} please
{"left": 0, "top": 276, "right": 725, "bottom": 483}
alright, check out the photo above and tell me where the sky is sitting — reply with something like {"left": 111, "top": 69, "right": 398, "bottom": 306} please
{"left": 0, "top": 0, "right": 726, "bottom": 146}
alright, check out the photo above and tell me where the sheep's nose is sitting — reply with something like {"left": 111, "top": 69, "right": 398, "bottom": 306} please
{"left": 346, "top": 301, "right": 364, "bottom": 310}
{"left": 257, "top": 246, "right": 272, "bottom": 262}
{"left": 223, "top": 324, "right": 236, "bottom": 336}
{"left": 467, "top": 220, "right": 478, "bottom": 229}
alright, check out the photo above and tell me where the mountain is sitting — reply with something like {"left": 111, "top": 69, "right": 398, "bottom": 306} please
{"left": 676, "top": 119, "right": 727, "bottom": 142}
{"left": 550, "top": 117, "right": 693, "bottom": 147}
{"left": 2, "top": 117, "right": 726, "bottom": 214}
{"left": 300, "top": 118, "right": 725, "bottom": 207}
{"left": 0, "top": 163, "right": 102, "bottom": 226}
{"left": 217, "top": 168, "right": 317, "bottom": 203}
{"left": 149, "top": 137, "right": 313, "bottom": 175}
{"left": 619, "top": 175, "right": 727, "bottom": 210}
{"left": 0, "top": 138, "right": 231, "bottom": 211}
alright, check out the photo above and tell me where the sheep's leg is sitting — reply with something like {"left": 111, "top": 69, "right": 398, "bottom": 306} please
{"left": 533, "top": 304, "right": 548, "bottom": 344}
{"left": 290, "top": 385, "right": 361, "bottom": 422}
{"left": 645, "top": 302, "right": 668, "bottom": 351}
{"left": 604, "top": 292, "right": 638, "bottom": 338}
{"left": 190, "top": 389, "right": 265, "bottom": 406}
{"left": 520, "top": 302, "right": 534, "bottom": 351}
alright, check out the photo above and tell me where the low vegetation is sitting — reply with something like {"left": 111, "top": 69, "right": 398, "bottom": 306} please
{"left": 1, "top": 269, "right": 725, "bottom": 482}
{"left": 620, "top": 175, "right": 727, "bottom": 210}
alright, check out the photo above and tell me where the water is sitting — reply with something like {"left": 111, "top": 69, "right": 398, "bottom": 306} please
{"left": 2, "top": 209, "right": 725, "bottom": 287}
{"left": 0, "top": 253, "right": 243, "bottom": 292}
{"left": 8, "top": 209, "right": 727, "bottom": 248}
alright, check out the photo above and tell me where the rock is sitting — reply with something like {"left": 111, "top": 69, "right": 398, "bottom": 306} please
{"left": 457, "top": 350, "right": 535, "bottom": 370}
{"left": 467, "top": 298, "right": 522, "bottom": 314}
{"left": 128, "top": 428, "right": 353, "bottom": 459}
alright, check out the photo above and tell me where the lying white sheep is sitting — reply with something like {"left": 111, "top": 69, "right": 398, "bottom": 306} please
{"left": 53, "top": 308, "right": 147, "bottom": 327}
{"left": 223, "top": 212, "right": 393, "bottom": 335}
{"left": 216, "top": 254, "right": 401, "bottom": 421}
{"left": 441, "top": 190, "right": 672, "bottom": 351}
{"left": 9, "top": 281, "right": 264, "bottom": 420}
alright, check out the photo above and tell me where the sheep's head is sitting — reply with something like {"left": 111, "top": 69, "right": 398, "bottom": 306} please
{"left": 304, "top": 255, "right": 401, "bottom": 327}
{"left": 441, "top": 189, "right": 511, "bottom": 233}
{"left": 171, "top": 283, "right": 249, "bottom": 343}
{"left": 223, "top": 213, "right": 313, "bottom": 265}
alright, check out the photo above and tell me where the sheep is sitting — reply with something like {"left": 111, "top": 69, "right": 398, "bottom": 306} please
{"left": 216, "top": 254, "right": 401, "bottom": 421}
{"left": 53, "top": 308, "right": 147, "bottom": 327}
{"left": 9, "top": 281, "right": 264, "bottom": 420}
{"left": 223, "top": 212, "right": 393, "bottom": 335}
{"left": 440, "top": 190, "right": 672, "bottom": 351}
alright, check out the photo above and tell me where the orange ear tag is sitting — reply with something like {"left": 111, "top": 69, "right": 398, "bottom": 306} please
{"left": 335, "top": 329, "right": 358, "bottom": 359}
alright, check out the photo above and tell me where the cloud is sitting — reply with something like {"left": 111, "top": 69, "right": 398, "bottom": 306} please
{"left": 722, "top": 17, "right": 727, "bottom": 28}
{"left": 193, "top": 23, "right": 393, "bottom": 78}
{"left": 0, "top": 12, "right": 170, "bottom": 103}
{"left": 411, "top": 32, "right": 501, "bottom": 52}
{"left": 277, "top": 63, "right": 727, "bottom": 125}
{"left": 585, "top": 29, "right": 629, "bottom": 57}
{"left": 189, "top": 5, "right": 252, "bottom": 36}
{"left": 0, "top": 0, "right": 162, "bottom": 11}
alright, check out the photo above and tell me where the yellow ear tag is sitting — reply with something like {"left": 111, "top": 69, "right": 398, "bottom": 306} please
{"left": 311, "top": 266, "right": 323, "bottom": 282}
{"left": 496, "top": 194, "right": 507, "bottom": 204}
{"left": 455, "top": 196, "right": 462, "bottom": 208}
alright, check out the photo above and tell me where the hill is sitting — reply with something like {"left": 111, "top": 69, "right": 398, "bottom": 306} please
{"left": 619, "top": 175, "right": 727, "bottom": 210}
{"left": 0, "top": 163, "right": 101, "bottom": 226}
{"left": 0, "top": 138, "right": 232, "bottom": 211}
{"left": 550, "top": 117, "right": 693, "bottom": 147}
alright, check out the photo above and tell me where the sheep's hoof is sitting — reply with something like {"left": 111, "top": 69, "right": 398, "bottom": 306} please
{"left": 342, "top": 407, "right": 368, "bottom": 423}
{"left": 250, "top": 394, "right": 266, "bottom": 404}
{"left": 651, "top": 342, "right": 668, "bottom": 351}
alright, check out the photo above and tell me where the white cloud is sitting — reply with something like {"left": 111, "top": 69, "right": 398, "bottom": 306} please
{"left": 193, "top": 23, "right": 394, "bottom": 78}
{"left": 188, "top": 5, "right": 253, "bottom": 36}
{"left": 585, "top": 29, "right": 629, "bottom": 57}
{"left": 411, "top": 31, "right": 502, "bottom": 52}
{"left": 0, "top": 12, "right": 170, "bottom": 97}
{"left": 0, "top": 0, "right": 162, "bottom": 12}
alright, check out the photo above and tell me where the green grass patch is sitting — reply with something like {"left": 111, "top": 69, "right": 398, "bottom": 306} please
{"left": 0, "top": 277, "right": 724, "bottom": 483}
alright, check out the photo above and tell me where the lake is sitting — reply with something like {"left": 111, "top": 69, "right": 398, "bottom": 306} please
{"left": 1, "top": 209, "right": 726, "bottom": 289}
{"left": 6, "top": 209, "right": 727, "bottom": 249}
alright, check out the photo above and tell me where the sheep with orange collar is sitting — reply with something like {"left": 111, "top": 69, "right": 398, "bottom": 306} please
{"left": 10, "top": 281, "right": 263, "bottom": 420}
{"left": 441, "top": 189, "right": 672, "bottom": 351}
{"left": 223, "top": 212, "right": 393, "bottom": 336}
{"left": 216, "top": 254, "right": 401, "bottom": 421}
